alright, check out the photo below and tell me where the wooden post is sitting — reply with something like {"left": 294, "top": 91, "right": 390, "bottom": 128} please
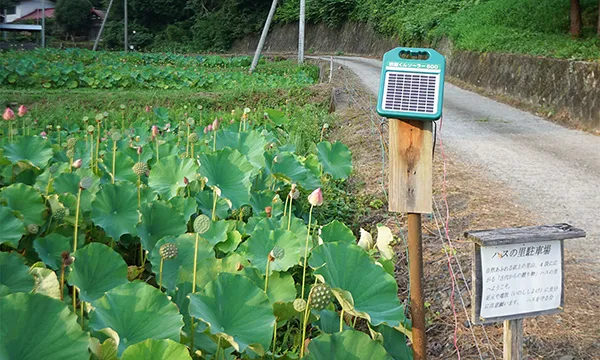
{"left": 389, "top": 119, "right": 433, "bottom": 360}
{"left": 503, "top": 319, "right": 523, "bottom": 360}
{"left": 298, "top": 0, "right": 305, "bottom": 64}
{"left": 329, "top": 56, "right": 333, "bottom": 83}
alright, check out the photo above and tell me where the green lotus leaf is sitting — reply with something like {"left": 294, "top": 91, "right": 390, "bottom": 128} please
{"left": 101, "top": 150, "right": 137, "bottom": 183}
{"left": 0, "top": 183, "right": 46, "bottom": 226}
{"left": 89, "top": 281, "right": 184, "bottom": 356}
{"left": 309, "top": 243, "right": 407, "bottom": 327}
{"left": 53, "top": 170, "right": 101, "bottom": 212}
{"left": 198, "top": 148, "right": 253, "bottom": 209}
{"left": 194, "top": 252, "right": 249, "bottom": 290}
{"left": 195, "top": 190, "right": 229, "bottom": 219}
{"left": 121, "top": 339, "right": 192, "bottom": 360}
{"left": 264, "top": 109, "right": 289, "bottom": 126}
{"left": 0, "top": 252, "right": 34, "bottom": 297}
{"left": 243, "top": 267, "right": 296, "bottom": 304}
{"left": 249, "top": 190, "right": 283, "bottom": 218}
{"left": 2, "top": 136, "right": 53, "bottom": 168}
{"left": 168, "top": 196, "right": 197, "bottom": 222}
{"left": 0, "top": 205, "right": 24, "bottom": 248}
{"left": 33, "top": 233, "right": 71, "bottom": 270}
{"left": 91, "top": 182, "right": 139, "bottom": 240}
{"left": 68, "top": 243, "right": 129, "bottom": 303}
{"left": 150, "top": 234, "right": 215, "bottom": 291}
{"left": 312, "top": 309, "right": 352, "bottom": 334}
{"left": 202, "top": 219, "right": 229, "bottom": 246}
{"left": 375, "top": 324, "right": 413, "bottom": 360}
{"left": 316, "top": 141, "right": 353, "bottom": 180}
{"left": 189, "top": 273, "right": 275, "bottom": 352}
{"left": 0, "top": 293, "right": 90, "bottom": 360}
{"left": 265, "top": 152, "right": 309, "bottom": 186}
{"left": 320, "top": 220, "right": 355, "bottom": 244}
{"left": 217, "top": 130, "right": 268, "bottom": 169}
{"left": 30, "top": 266, "right": 61, "bottom": 299}
{"left": 137, "top": 201, "right": 187, "bottom": 254}
{"left": 304, "top": 330, "right": 392, "bottom": 360}
{"left": 238, "top": 220, "right": 302, "bottom": 275}
{"left": 148, "top": 155, "right": 198, "bottom": 200}
{"left": 89, "top": 338, "right": 118, "bottom": 360}
{"left": 216, "top": 229, "right": 242, "bottom": 253}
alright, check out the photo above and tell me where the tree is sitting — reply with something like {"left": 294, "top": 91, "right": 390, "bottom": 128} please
{"left": 0, "top": 0, "right": 16, "bottom": 23}
{"left": 597, "top": 0, "right": 599, "bottom": 36}
{"left": 570, "top": 0, "right": 582, "bottom": 37}
{"left": 55, "top": 0, "right": 93, "bottom": 37}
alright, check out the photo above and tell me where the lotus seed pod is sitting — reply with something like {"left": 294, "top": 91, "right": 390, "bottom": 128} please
{"left": 193, "top": 214, "right": 211, "bottom": 234}
{"left": 188, "top": 133, "right": 199, "bottom": 143}
{"left": 67, "top": 137, "right": 77, "bottom": 148}
{"left": 111, "top": 131, "right": 122, "bottom": 141}
{"left": 159, "top": 243, "right": 178, "bottom": 260}
{"left": 82, "top": 116, "right": 89, "bottom": 123}
{"left": 186, "top": 117, "right": 195, "bottom": 126}
{"left": 133, "top": 162, "right": 149, "bottom": 176}
{"left": 293, "top": 298, "right": 307, "bottom": 312}
{"left": 231, "top": 209, "right": 241, "bottom": 218}
{"left": 120, "top": 104, "right": 126, "bottom": 110}
{"left": 95, "top": 113, "right": 104, "bottom": 122}
{"left": 53, "top": 207, "right": 66, "bottom": 221}
{"left": 27, "top": 224, "right": 39, "bottom": 235}
{"left": 309, "top": 283, "right": 333, "bottom": 311}
{"left": 270, "top": 246, "right": 285, "bottom": 260}
{"left": 66, "top": 148, "right": 76, "bottom": 159}
{"left": 79, "top": 176, "right": 93, "bottom": 190}
{"left": 241, "top": 206, "right": 252, "bottom": 218}
{"left": 87, "top": 125, "right": 95, "bottom": 133}
{"left": 61, "top": 251, "right": 74, "bottom": 266}
{"left": 49, "top": 164, "right": 59, "bottom": 174}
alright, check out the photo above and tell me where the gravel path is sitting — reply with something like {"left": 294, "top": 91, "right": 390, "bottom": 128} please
{"left": 322, "top": 56, "right": 600, "bottom": 269}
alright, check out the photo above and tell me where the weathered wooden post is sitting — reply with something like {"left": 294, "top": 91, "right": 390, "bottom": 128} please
{"left": 466, "top": 224, "right": 586, "bottom": 360}
{"left": 377, "top": 48, "right": 446, "bottom": 360}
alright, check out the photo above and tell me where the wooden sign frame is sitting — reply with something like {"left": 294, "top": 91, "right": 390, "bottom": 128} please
{"left": 466, "top": 224, "right": 585, "bottom": 325}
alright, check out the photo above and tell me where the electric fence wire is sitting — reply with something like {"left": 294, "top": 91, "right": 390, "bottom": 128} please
{"left": 335, "top": 58, "right": 499, "bottom": 358}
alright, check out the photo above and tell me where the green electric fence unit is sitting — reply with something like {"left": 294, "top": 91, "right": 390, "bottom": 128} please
{"left": 377, "top": 47, "right": 446, "bottom": 121}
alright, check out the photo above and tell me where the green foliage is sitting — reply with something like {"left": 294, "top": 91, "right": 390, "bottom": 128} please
{"left": 55, "top": 0, "right": 93, "bottom": 36}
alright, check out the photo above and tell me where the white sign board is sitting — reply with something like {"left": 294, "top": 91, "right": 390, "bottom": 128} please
{"left": 479, "top": 240, "right": 562, "bottom": 320}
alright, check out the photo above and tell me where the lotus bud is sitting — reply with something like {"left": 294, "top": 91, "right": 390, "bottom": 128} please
{"left": 40, "top": 131, "right": 47, "bottom": 138}
{"left": 265, "top": 206, "right": 272, "bottom": 218}
{"left": 183, "top": 177, "right": 189, "bottom": 185}
{"left": 151, "top": 125, "right": 159, "bottom": 137}
{"left": 72, "top": 159, "right": 82, "bottom": 169}
{"left": 308, "top": 188, "right": 323, "bottom": 207}
{"left": 3, "top": 107, "right": 14, "bottom": 121}
{"left": 212, "top": 118, "right": 219, "bottom": 131}
{"left": 137, "top": 146, "right": 143, "bottom": 155}
{"left": 230, "top": 119, "right": 235, "bottom": 124}
{"left": 18, "top": 105, "right": 27, "bottom": 117}
{"left": 203, "top": 126, "right": 208, "bottom": 134}
{"left": 145, "top": 105, "right": 151, "bottom": 113}
{"left": 193, "top": 214, "right": 211, "bottom": 234}
{"left": 207, "top": 124, "right": 213, "bottom": 132}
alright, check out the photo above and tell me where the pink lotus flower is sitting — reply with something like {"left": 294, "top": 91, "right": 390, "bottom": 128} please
{"left": 3, "top": 107, "right": 14, "bottom": 121}
{"left": 151, "top": 125, "right": 159, "bottom": 137}
{"left": 72, "top": 159, "right": 82, "bottom": 169}
{"left": 145, "top": 105, "right": 151, "bottom": 113}
{"left": 308, "top": 188, "right": 323, "bottom": 207}
{"left": 18, "top": 105, "right": 27, "bottom": 117}
{"left": 207, "top": 124, "right": 213, "bottom": 132}
{"left": 212, "top": 118, "right": 219, "bottom": 131}
{"left": 40, "top": 131, "right": 47, "bottom": 138}
{"left": 184, "top": 177, "right": 189, "bottom": 185}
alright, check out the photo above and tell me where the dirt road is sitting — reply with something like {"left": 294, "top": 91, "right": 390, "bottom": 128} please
{"left": 322, "top": 56, "right": 600, "bottom": 270}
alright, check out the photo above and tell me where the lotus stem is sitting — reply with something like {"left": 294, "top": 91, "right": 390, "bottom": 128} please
{"left": 300, "top": 205, "right": 314, "bottom": 300}
{"left": 272, "top": 324, "right": 277, "bottom": 360}
{"left": 137, "top": 176, "right": 141, "bottom": 209}
{"left": 339, "top": 309, "right": 344, "bottom": 332}
{"left": 191, "top": 143, "right": 195, "bottom": 159}
{"left": 121, "top": 111, "right": 125, "bottom": 133}
{"left": 8, "top": 122, "right": 12, "bottom": 143}
{"left": 111, "top": 140, "right": 117, "bottom": 184}
{"left": 186, "top": 125, "right": 190, "bottom": 156}
{"left": 190, "top": 318, "right": 195, "bottom": 352}
{"left": 57, "top": 130, "right": 61, "bottom": 147}
{"left": 192, "top": 233, "right": 199, "bottom": 293}
{"left": 89, "top": 139, "right": 94, "bottom": 173}
{"left": 265, "top": 261, "right": 270, "bottom": 292}
{"left": 212, "top": 132, "right": 216, "bottom": 152}
{"left": 80, "top": 301, "right": 84, "bottom": 328}
{"left": 287, "top": 197, "right": 293, "bottom": 231}
{"left": 155, "top": 137, "right": 160, "bottom": 162}
{"left": 300, "top": 298, "right": 311, "bottom": 358}
{"left": 283, "top": 194, "right": 289, "bottom": 217}
{"left": 215, "top": 336, "right": 222, "bottom": 360}
{"left": 73, "top": 187, "right": 82, "bottom": 252}
{"left": 211, "top": 190, "right": 218, "bottom": 221}
{"left": 95, "top": 124, "right": 100, "bottom": 172}
{"left": 72, "top": 287, "right": 77, "bottom": 314}
{"left": 159, "top": 258, "right": 164, "bottom": 290}
{"left": 60, "top": 263, "right": 65, "bottom": 301}
{"left": 353, "top": 315, "right": 357, "bottom": 328}
{"left": 140, "top": 244, "right": 144, "bottom": 267}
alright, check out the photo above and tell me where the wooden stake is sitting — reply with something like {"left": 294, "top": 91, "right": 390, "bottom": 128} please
{"left": 408, "top": 213, "right": 426, "bottom": 360}
{"left": 503, "top": 319, "right": 523, "bottom": 360}
{"left": 388, "top": 119, "right": 433, "bottom": 213}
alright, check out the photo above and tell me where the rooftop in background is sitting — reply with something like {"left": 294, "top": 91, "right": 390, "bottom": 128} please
{"left": 14, "top": 8, "right": 55, "bottom": 22}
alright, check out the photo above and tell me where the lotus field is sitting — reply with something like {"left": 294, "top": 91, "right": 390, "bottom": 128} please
{"left": 0, "top": 52, "right": 412, "bottom": 360}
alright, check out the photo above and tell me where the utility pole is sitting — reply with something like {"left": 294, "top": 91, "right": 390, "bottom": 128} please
{"left": 93, "top": 0, "right": 114, "bottom": 51}
{"left": 124, "top": 0, "right": 128, "bottom": 52}
{"left": 41, "top": 0, "right": 45, "bottom": 48}
{"left": 250, "top": 0, "right": 278, "bottom": 73}
{"left": 298, "top": 0, "right": 305, "bottom": 64}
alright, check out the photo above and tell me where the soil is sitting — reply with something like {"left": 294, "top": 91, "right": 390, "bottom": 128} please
{"left": 323, "top": 64, "right": 600, "bottom": 360}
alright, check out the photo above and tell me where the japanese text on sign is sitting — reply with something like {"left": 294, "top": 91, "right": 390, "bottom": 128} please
{"left": 480, "top": 240, "right": 562, "bottom": 319}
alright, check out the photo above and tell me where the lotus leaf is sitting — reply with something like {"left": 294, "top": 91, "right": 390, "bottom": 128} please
{"left": 101, "top": 151, "right": 137, "bottom": 183}
{"left": 91, "top": 182, "right": 139, "bottom": 240}
{"left": 217, "top": 130, "right": 268, "bottom": 169}
{"left": 148, "top": 155, "right": 198, "bottom": 200}
{"left": 195, "top": 190, "right": 230, "bottom": 219}
{"left": 320, "top": 220, "right": 355, "bottom": 244}
{"left": 0, "top": 183, "right": 46, "bottom": 226}
{"left": 168, "top": 196, "right": 197, "bottom": 221}
{"left": 316, "top": 141, "right": 352, "bottom": 180}
{"left": 303, "top": 330, "right": 392, "bottom": 360}
{"left": 89, "top": 281, "right": 184, "bottom": 356}
{"left": 121, "top": 339, "right": 192, "bottom": 360}
{"left": 33, "top": 233, "right": 71, "bottom": 270}
{"left": 0, "top": 252, "right": 34, "bottom": 297}
{"left": 309, "top": 242, "right": 407, "bottom": 327}
{"left": 30, "top": 266, "right": 61, "bottom": 299}
{"left": 202, "top": 219, "right": 229, "bottom": 246}
{"left": 375, "top": 324, "right": 413, "bottom": 360}
{"left": 198, "top": 148, "right": 253, "bottom": 208}
{"left": 0, "top": 206, "right": 24, "bottom": 248}
{"left": 137, "top": 201, "right": 187, "bottom": 254}
{"left": 68, "top": 243, "right": 129, "bottom": 302}
{"left": 244, "top": 267, "right": 296, "bottom": 304}
{"left": 189, "top": 273, "right": 275, "bottom": 352}
{"left": 0, "top": 293, "right": 90, "bottom": 360}
{"left": 2, "top": 136, "right": 53, "bottom": 168}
